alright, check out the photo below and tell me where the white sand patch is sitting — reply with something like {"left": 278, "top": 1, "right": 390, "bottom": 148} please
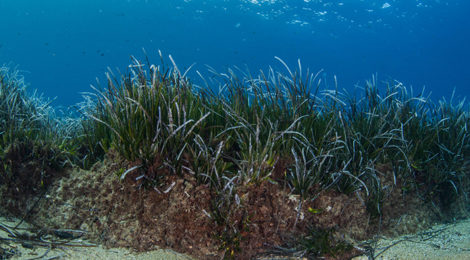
{"left": 353, "top": 218, "right": 470, "bottom": 260}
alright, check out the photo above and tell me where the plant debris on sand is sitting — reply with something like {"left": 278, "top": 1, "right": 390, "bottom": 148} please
{"left": 0, "top": 53, "right": 469, "bottom": 259}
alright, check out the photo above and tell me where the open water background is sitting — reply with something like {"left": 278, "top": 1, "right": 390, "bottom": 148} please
{"left": 0, "top": 0, "right": 469, "bottom": 106}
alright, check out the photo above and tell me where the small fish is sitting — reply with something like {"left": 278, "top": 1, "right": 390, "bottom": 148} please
{"left": 308, "top": 207, "right": 323, "bottom": 214}
{"left": 382, "top": 3, "right": 391, "bottom": 9}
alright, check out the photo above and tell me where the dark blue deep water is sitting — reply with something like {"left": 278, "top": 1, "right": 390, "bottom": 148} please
{"left": 1, "top": 0, "right": 469, "bottom": 106}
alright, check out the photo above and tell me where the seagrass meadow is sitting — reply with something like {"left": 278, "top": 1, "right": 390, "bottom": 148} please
{"left": 1, "top": 54, "right": 469, "bottom": 259}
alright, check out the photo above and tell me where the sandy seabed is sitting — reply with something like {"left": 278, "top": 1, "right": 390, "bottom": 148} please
{"left": 12, "top": 246, "right": 191, "bottom": 260}
{"left": 0, "top": 216, "right": 192, "bottom": 260}
{"left": 3, "top": 215, "right": 470, "bottom": 259}
{"left": 353, "top": 218, "right": 470, "bottom": 260}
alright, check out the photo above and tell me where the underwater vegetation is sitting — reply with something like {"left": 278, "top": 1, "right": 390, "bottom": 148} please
{"left": 1, "top": 54, "right": 469, "bottom": 258}
{"left": 0, "top": 66, "right": 87, "bottom": 200}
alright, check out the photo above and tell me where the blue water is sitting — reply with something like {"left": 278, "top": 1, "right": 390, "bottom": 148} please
{"left": 1, "top": 0, "right": 469, "bottom": 106}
